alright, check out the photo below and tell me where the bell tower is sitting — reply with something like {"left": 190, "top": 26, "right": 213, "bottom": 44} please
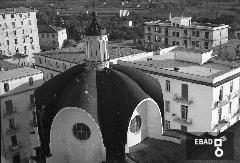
{"left": 85, "top": 12, "right": 109, "bottom": 69}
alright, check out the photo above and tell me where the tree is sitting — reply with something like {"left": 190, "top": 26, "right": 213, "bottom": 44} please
{"left": 62, "top": 39, "right": 77, "bottom": 49}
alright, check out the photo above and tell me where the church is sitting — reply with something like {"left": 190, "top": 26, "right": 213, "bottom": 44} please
{"left": 34, "top": 12, "right": 165, "bottom": 163}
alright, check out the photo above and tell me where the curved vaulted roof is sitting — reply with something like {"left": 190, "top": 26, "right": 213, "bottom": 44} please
{"left": 34, "top": 63, "right": 164, "bottom": 157}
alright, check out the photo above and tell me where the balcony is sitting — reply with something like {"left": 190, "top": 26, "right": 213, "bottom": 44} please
{"left": 212, "top": 119, "right": 230, "bottom": 131}
{"left": 173, "top": 94, "right": 193, "bottom": 105}
{"left": 173, "top": 115, "right": 192, "bottom": 126}
{"left": 9, "top": 144, "right": 22, "bottom": 153}
{"left": 3, "top": 109, "right": 17, "bottom": 118}
{"left": 6, "top": 126, "right": 20, "bottom": 135}
{"left": 30, "top": 120, "right": 37, "bottom": 127}
{"left": 232, "top": 109, "right": 240, "bottom": 119}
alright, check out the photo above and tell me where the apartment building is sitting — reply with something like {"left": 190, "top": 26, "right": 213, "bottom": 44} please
{"left": 144, "top": 15, "right": 229, "bottom": 51}
{"left": 119, "top": 48, "right": 240, "bottom": 135}
{"left": 0, "top": 61, "right": 43, "bottom": 163}
{"left": 38, "top": 25, "right": 67, "bottom": 52}
{"left": 0, "top": 7, "right": 41, "bottom": 62}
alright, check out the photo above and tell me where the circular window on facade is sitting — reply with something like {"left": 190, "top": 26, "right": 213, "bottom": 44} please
{"left": 73, "top": 123, "right": 91, "bottom": 141}
{"left": 130, "top": 115, "right": 142, "bottom": 133}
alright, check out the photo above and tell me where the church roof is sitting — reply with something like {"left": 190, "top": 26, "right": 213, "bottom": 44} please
{"left": 85, "top": 12, "right": 106, "bottom": 36}
{"left": 34, "top": 63, "right": 164, "bottom": 157}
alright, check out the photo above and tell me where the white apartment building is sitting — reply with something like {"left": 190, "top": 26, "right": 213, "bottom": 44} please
{"left": 144, "top": 15, "right": 229, "bottom": 51}
{"left": 38, "top": 25, "right": 67, "bottom": 52}
{"left": 0, "top": 7, "right": 40, "bottom": 64}
{"left": 0, "top": 61, "right": 43, "bottom": 163}
{"left": 119, "top": 48, "right": 240, "bottom": 135}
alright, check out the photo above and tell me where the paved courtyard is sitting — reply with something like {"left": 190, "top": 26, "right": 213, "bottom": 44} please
{"left": 129, "top": 121, "right": 240, "bottom": 163}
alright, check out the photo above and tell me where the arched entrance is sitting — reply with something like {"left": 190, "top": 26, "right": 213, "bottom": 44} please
{"left": 47, "top": 107, "right": 105, "bottom": 163}
{"left": 126, "top": 98, "right": 163, "bottom": 151}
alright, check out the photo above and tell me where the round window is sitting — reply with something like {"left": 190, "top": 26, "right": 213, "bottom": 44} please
{"left": 130, "top": 115, "right": 142, "bottom": 133}
{"left": 73, "top": 123, "right": 91, "bottom": 141}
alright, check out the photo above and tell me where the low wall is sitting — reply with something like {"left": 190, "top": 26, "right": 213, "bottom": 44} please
{"left": 159, "top": 135, "right": 182, "bottom": 144}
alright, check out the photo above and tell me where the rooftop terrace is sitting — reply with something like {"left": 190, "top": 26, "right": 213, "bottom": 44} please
{"left": 0, "top": 60, "right": 21, "bottom": 71}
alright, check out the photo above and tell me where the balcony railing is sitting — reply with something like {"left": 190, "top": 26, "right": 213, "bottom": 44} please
{"left": 9, "top": 144, "right": 22, "bottom": 153}
{"left": 233, "top": 109, "right": 240, "bottom": 119}
{"left": 173, "top": 94, "right": 193, "bottom": 105}
{"left": 212, "top": 119, "right": 230, "bottom": 131}
{"left": 3, "top": 109, "right": 17, "bottom": 117}
{"left": 6, "top": 126, "right": 20, "bottom": 135}
{"left": 30, "top": 120, "right": 37, "bottom": 127}
{"left": 173, "top": 115, "right": 192, "bottom": 126}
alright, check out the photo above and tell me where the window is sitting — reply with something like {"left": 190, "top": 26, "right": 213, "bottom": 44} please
{"left": 196, "top": 41, "right": 199, "bottom": 47}
{"left": 6, "top": 32, "right": 8, "bottom": 37}
{"left": 130, "top": 115, "right": 141, "bottom": 133}
{"left": 19, "top": 14, "right": 22, "bottom": 18}
{"left": 3, "top": 14, "right": 5, "bottom": 19}
{"left": 164, "top": 38, "right": 168, "bottom": 45}
{"left": 155, "top": 26, "right": 158, "bottom": 32}
{"left": 5, "top": 100, "right": 13, "bottom": 113}
{"left": 22, "top": 29, "right": 24, "bottom": 34}
{"left": 11, "top": 14, "right": 14, "bottom": 18}
{"left": 204, "top": 42, "right": 208, "bottom": 49}
{"left": 56, "top": 62, "right": 59, "bottom": 68}
{"left": 4, "top": 23, "right": 7, "bottom": 28}
{"left": 63, "top": 63, "right": 67, "bottom": 70}
{"left": 164, "top": 120, "right": 170, "bottom": 130}
{"left": 9, "top": 118, "right": 15, "bottom": 129}
{"left": 173, "top": 23, "right": 175, "bottom": 27}
{"left": 184, "top": 40, "right": 187, "bottom": 47}
{"left": 32, "top": 45, "right": 34, "bottom": 50}
{"left": 30, "top": 94, "right": 35, "bottom": 105}
{"left": 24, "top": 46, "right": 27, "bottom": 54}
{"left": 182, "top": 84, "right": 188, "bottom": 100}
{"left": 229, "top": 102, "right": 232, "bottom": 114}
{"left": 176, "top": 32, "right": 179, "bottom": 37}
{"left": 28, "top": 20, "right": 31, "bottom": 25}
{"left": 147, "top": 27, "right": 151, "bottom": 33}
{"left": 176, "top": 24, "right": 179, "bottom": 27}
{"left": 165, "top": 28, "right": 168, "bottom": 35}
{"left": 184, "top": 30, "right": 187, "bottom": 36}
{"left": 73, "top": 123, "right": 91, "bottom": 140}
{"left": 47, "top": 34, "right": 49, "bottom": 38}
{"left": 158, "top": 28, "right": 161, "bottom": 33}
{"left": 230, "top": 81, "right": 233, "bottom": 93}
{"left": 12, "top": 22, "right": 15, "bottom": 28}
{"left": 4, "top": 83, "right": 9, "bottom": 92}
{"left": 23, "top": 38, "right": 25, "bottom": 43}
{"left": 196, "top": 31, "right": 199, "bottom": 37}
{"left": 13, "top": 30, "right": 16, "bottom": 35}
{"left": 11, "top": 135, "right": 18, "bottom": 147}
{"left": 192, "top": 31, "right": 195, "bottom": 36}
{"left": 172, "top": 41, "right": 176, "bottom": 46}
{"left": 166, "top": 80, "right": 170, "bottom": 92}
{"left": 28, "top": 13, "right": 30, "bottom": 17}
{"left": 181, "top": 105, "right": 188, "bottom": 119}
{"left": 20, "top": 21, "right": 23, "bottom": 25}
{"left": 219, "top": 86, "right": 223, "bottom": 101}
{"left": 205, "top": 32, "right": 209, "bottom": 39}
{"left": 52, "top": 33, "right": 54, "bottom": 38}
{"left": 30, "top": 37, "right": 33, "bottom": 43}
{"left": 176, "top": 42, "right": 179, "bottom": 45}
{"left": 7, "top": 40, "right": 9, "bottom": 45}
{"left": 147, "top": 36, "right": 151, "bottom": 41}
{"left": 30, "top": 29, "right": 32, "bottom": 33}
{"left": 192, "top": 41, "right": 195, "bottom": 46}
{"left": 29, "top": 77, "right": 33, "bottom": 85}
{"left": 14, "top": 39, "right": 17, "bottom": 44}
{"left": 165, "top": 101, "right": 170, "bottom": 112}
{"left": 172, "top": 32, "right": 175, "bottom": 36}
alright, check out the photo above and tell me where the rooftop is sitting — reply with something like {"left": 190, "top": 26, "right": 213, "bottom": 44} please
{"left": 38, "top": 25, "right": 64, "bottom": 33}
{"left": 0, "top": 67, "right": 42, "bottom": 82}
{"left": 0, "top": 7, "right": 35, "bottom": 14}
{"left": 35, "top": 46, "right": 144, "bottom": 63}
{"left": 0, "top": 60, "right": 21, "bottom": 71}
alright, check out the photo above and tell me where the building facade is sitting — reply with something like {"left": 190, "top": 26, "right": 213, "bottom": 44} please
{"left": 0, "top": 62, "right": 43, "bottom": 163}
{"left": 0, "top": 7, "right": 41, "bottom": 60}
{"left": 38, "top": 25, "right": 67, "bottom": 52}
{"left": 144, "top": 15, "right": 229, "bottom": 51}
{"left": 119, "top": 49, "right": 240, "bottom": 135}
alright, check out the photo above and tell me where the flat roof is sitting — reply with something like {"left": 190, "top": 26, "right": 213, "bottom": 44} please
{"left": 0, "top": 67, "right": 42, "bottom": 82}
{"left": 0, "top": 60, "right": 21, "bottom": 71}
{"left": 135, "top": 59, "right": 232, "bottom": 79}
{"left": 35, "top": 47, "right": 144, "bottom": 63}
{"left": 0, "top": 7, "right": 36, "bottom": 14}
